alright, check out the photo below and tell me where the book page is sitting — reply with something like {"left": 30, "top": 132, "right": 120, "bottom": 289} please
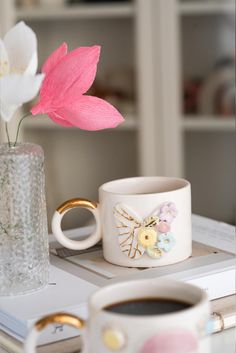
{"left": 60, "top": 241, "right": 221, "bottom": 279}
{"left": 66, "top": 250, "right": 144, "bottom": 279}
{"left": 192, "top": 215, "right": 235, "bottom": 254}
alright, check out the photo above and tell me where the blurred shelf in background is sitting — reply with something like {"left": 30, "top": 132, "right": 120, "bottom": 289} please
{"left": 182, "top": 116, "right": 235, "bottom": 131}
{"left": 179, "top": 0, "right": 235, "bottom": 15}
{"left": 15, "top": 2, "right": 134, "bottom": 20}
{"left": 24, "top": 114, "right": 138, "bottom": 131}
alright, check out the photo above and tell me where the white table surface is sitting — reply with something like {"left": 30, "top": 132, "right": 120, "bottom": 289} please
{"left": 211, "top": 328, "right": 235, "bottom": 353}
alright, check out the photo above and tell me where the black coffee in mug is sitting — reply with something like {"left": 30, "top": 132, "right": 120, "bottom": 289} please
{"left": 104, "top": 298, "right": 192, "bottom": 316}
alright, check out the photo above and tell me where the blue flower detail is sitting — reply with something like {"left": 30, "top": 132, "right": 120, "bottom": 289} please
{"left": 205, "top": 318, "right": 215, "bottom": 335}
{"left": 157, "top": 233, "right": 176, "bottom": 252}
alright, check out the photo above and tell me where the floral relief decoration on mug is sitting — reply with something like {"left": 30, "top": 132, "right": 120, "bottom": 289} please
{"left": 139, "top": 328, "right": 199, "bottom": 353}
{"left": 197, "top": 315, "right": 215, "bottom": 337}
{"left": 113, "top": 202, "right": 178, "bottom": 259}
{"left": 102, "top": 325, "right": 127, "bottom": 351}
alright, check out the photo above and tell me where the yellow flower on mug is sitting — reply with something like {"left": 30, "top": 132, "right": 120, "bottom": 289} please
{"left": 138, "top": 228, "right": 157, "bottom": 248}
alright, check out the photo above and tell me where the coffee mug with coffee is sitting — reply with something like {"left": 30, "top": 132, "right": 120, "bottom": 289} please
{"left": 52, "top": 177, "right": 191, "bottom": 267}
{"left": 24, "top": 279, "right": 211, "bottom": 353}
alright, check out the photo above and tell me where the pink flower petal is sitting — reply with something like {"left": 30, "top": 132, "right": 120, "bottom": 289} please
{"left": 157, "top": 221, "right": 170, "bottom": 233}
{"left": 30, "top": 104, "right": 73, "bottom": 126}
{"left": 31, "top": 44, "right": 124, "bottom": 131}
{"left": 139, "top": 329, "right": 198, "bottom": 353}
{"left": 42, "top": 42, "right": 68, "bottom": 75}
{"left": 47, "top": 111, "right": 74, "bottom": 127}
{"left": 31, "top": 101, "right": 43, "bottom": 115}
{"left": 53, "top": 95, "right": 124, "bottom": 130}
{"left": 40, "top": 46, "right": 100, "bottom": 104}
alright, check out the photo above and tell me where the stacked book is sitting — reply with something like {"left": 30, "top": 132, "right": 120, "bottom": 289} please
{"left": 0, "top": 214, "right": 235, "bottom": 353}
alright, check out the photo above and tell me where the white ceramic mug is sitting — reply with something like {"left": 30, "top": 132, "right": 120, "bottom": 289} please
{"left": 52, "top": 176, "right": 192, "bottom": 267}
{"left": 24, "top": 279, "right": 211, "bottom": 353}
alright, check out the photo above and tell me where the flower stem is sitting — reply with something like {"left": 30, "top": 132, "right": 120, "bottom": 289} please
{"left": 5, "top": 123, "right": 11, "bottom": 148}
{"left": 14, "top": 113, "right": 31, "bottom": 147}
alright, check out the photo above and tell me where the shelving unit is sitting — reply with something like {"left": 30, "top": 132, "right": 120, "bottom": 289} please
{"left": 0, "top": 0, "right": 234, "bottom": 224}
{"left": 179, "top": 0, "right": 235, "bottom": 223}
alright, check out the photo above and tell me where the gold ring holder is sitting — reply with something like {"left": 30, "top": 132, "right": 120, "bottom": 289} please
{"left": 57, "top": 198, "right": 98, "bottom": 214}
{"left": 35, "top": 312, "right": 85, "bottom": 332}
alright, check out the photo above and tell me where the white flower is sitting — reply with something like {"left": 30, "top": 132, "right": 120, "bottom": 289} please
{"left": 0, "top": 21, "right": 44, "bottom": 122}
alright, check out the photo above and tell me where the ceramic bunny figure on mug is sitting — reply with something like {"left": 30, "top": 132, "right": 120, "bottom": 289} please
{"left": 52, "top": 177, "right": 192, "bottom": 267}
{"left": 24, "top": 279, "right": 211, "bottom": 353}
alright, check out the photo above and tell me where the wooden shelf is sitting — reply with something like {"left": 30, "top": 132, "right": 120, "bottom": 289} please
{"left": 182, "top": 116, "right": 235, "bottom": 131}
{"left": 24, "top": 114, "right": 138, "bottom": 131}
{"left": 15, "top": 3, "right": 134, "bottom": 20}
{"left": 179, "top": 1, "right": 235, "bottom": 15}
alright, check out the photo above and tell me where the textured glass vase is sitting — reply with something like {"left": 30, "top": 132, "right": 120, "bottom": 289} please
{"left": 0, "top": 143, "right": 49, "bottom": 296}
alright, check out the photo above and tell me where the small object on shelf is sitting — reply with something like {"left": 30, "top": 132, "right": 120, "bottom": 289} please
{"left": 198, "top": 58, "right": 235, "bottom": 118}
{"left": 89, "top": 68, "right": 136, "bottom": 116}
{"left": 183, "top": 79, "right": 202, "bottom": 115}
{"left": 183, "top": 59, "right": 235, "bottom": 119}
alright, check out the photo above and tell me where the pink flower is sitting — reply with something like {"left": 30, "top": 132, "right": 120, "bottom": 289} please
{"left": 157, "top": 221, "right": 170, "bottom": 233}
{"left": 139, "top": 329, "right": 198, "bottom": 353}
{"left": 159, "top": 202, "right": 178, "bottom": 224}
{"left": 31, "top": 43, "right": 124, "bottom": 130}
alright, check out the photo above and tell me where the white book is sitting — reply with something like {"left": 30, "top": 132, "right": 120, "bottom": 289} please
{"left": 0, "top": 214, "right": 235, "bottom": 346}
{"left": 0, "top": 265, "right": 97, "bottom": 345}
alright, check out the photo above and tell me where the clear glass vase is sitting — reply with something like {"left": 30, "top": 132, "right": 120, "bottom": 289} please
{"left": 0, "top": 143, "right": 49, "bottom": 296}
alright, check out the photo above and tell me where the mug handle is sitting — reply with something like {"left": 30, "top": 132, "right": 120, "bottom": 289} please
{"left": 52, "top": 198, "right": 102, "bottom": 250}
{"left": 24, "top": 313, "right": 85, "bottom": 353}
